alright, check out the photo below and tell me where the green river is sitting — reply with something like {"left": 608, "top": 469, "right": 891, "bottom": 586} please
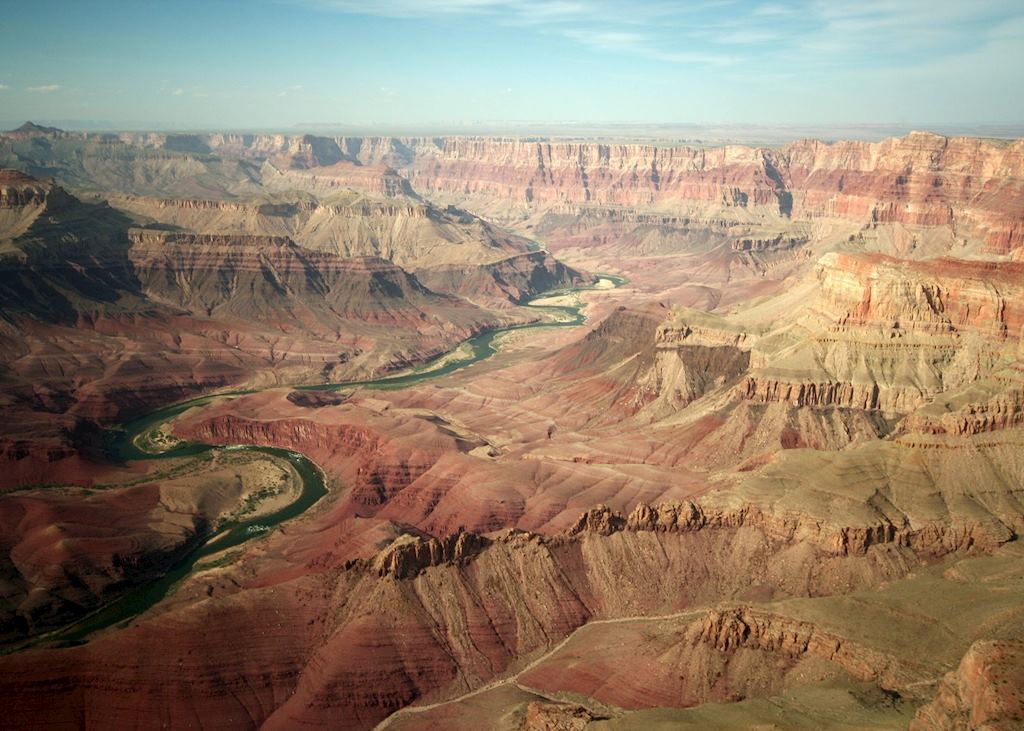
{"left": 30, "top": 274, "right": 626, "bottom": 647}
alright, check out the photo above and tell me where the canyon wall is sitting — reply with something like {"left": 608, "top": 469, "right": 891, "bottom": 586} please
{"left": 6, "top": 127, "right": 1021, "bottom": 254}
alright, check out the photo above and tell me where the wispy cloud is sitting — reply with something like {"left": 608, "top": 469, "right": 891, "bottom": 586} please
{"left": 303, "top": 1, "right": 748, "bottom": 67}
{"left": 563, "top": 29, "right": 648, "bottom": 52}
{"left": 304, "top": 0, "right": 528, "bottom": 18}
{"left": 564, "top": 28, "right": 738, "bottom": 66}
{"left": 0, "top": 84, "right": 8, "bottom": 91}
{"left": 170, "top": 86, "right": 212, "bottom": 98}
{"left": 294, "top": 0, "right": 1024, "bottom": 74}
{"left": 752, "top": 3, "right": 794, "bottom": 17}
{"left": 26, "top": 84, "right": 62, "bottom": 93}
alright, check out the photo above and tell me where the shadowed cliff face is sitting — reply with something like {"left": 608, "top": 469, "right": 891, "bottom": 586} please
{"left": 0, "top": 171, "right": 540, "bottom": 493}
{"left": 0, "top": 172, "right": 144, "bottom": 324}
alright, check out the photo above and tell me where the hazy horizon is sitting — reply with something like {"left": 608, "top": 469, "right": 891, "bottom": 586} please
{"left": 5, "top": 119, "right": 1024, "bottom": 147}
{"left": 2, "top": 0, "right": 1023, "bottom": 131}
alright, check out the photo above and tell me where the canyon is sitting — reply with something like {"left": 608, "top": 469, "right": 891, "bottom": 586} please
{"left": 0, "top": 122, "right": 1023, "bottom": 730}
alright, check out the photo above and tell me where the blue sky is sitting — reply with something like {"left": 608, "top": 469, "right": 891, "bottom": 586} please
{"left": 1, "top": 0, "right": 1022, "bottom": 130}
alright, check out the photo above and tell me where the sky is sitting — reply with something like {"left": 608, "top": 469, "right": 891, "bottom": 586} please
{"left": 0, "top": 0, "right": 1023, "bottom": 131}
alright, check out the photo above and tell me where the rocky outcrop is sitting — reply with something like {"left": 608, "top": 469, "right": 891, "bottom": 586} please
{"left": 566, "top": 500, "right": 1014, "bottom": 559}
{"left": 127, "top": 229, "right": 296, "bottom": 249}
{"left": 910, "top": 640, "right": 1024, "bottom": 731}
{"left": 815, "top": 252, "right": 1024, "bottom": 337}
{"left": 728, "top": 251, "right": 1024, "bottom": 425}
{"left": 393, "top": 133, "right": 1023, "bottom": 255}
{"left": 524, "top": 702, "right": 603, "bottom": 730}
{"left": 655, "top": 315, "right": 753, "bottom": 348}
{"left": 781, "top": 132, "right": 1024, "bottom": 253}
{"left": 396, "top": 132, "right": 1023, "bottom": 253}
{"left": 690, "top": 607, "right": 910, "bottom": 691}
{"left": 566, "top": 503, "right": 626, "bottom": 536}
{"left": 621, "top": 500, "right": 712, "bottom": 533}
{"left": 0, "top": 170, "right": 71, "bottom": 210}
{"left": 739, "top": 377, "right": 894, "bottom": 411}
{"left": 286, "top": 390, "right": 351, "bottom": 409}
{"left": 898, "top": 388, "right": 1024, "bottom": 437}
{"left": 373, "top": 530, "right": 490, "bottom": 579}
{"left": 568, "top": 500, "right": 904, "bottom": 556}
{"left": 264, "top": 160, "right": 415, "bottom": 198}
{"left": 639, "top": 344, "right": 749, "bottom": 410}
{"left": 575, "top": 311, "right": 756, "bottom": 416}
{"left": 414, "top": 250, "right": 589, "bottom": 305}
{"left": 731, "top": 233, "right": 808, "bottom": 252}
{"left": 0, "top": 170, "right": 80, "bottom": 240}
{"left": 406, "top": 139, "right": 790, "bottom": 211}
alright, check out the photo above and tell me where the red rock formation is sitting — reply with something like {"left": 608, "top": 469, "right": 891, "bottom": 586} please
{"left": 691, "top": 607, "right": 906, "bottom": 687}
{"left": 0, "top": 509, "right": 919, "bottom": 729}
{"left": 816, "top": 252, "right": 1024, "bottom": 337}
{"left": 373, "top": 132, "right": 1023, "bottom": 255}
{"left": 372, "top": 530, "right": 490, "bottom": 579}
{"left": 780, "top": 133, "right": 1024, "bottom": 253}
{"left": 0, "top": 482, "right": 201, "bottom": 641}
{"left": 739, "top": 377, "right": 887, "bottom": 410}
{"left": 568, "top": 500, "right": 1013, "bottom": 559}
{"left": 911, "top": 640, "right": 1024, "bottom": 731}
{"left": 406, "top": 139, "right": 788, "bottom": 210}
{"left": 516, "top": 605, "right": 914, "bottom": 713}
{"left": 566, "top": 503, "right": 625, "bottom": 536}
{"left": 727, "top": 251, "right": 1024, "bottom": 426}
{"left": 126, "top": 230, "right": 479, "bottom": 326}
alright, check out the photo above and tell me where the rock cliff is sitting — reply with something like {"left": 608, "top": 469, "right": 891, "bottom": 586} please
{"left": 910, "top": 640, "right": 1024, "bottom": 731}
{"left": 6, "top": 128, "right": 1020, "bottom": 256}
